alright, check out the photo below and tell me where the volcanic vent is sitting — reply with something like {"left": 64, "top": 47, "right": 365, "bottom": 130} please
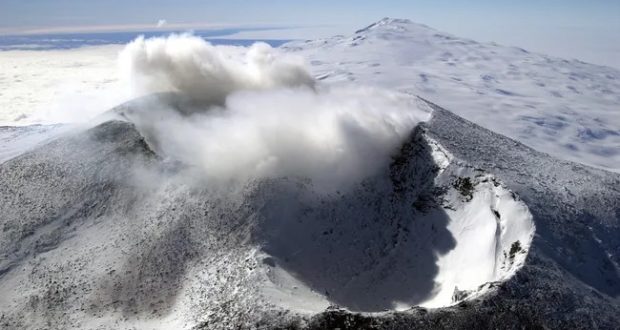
{"left": 245, "top": 122, "right": 535, "bottom": 312}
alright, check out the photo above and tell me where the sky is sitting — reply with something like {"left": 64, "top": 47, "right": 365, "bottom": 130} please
{"left": 0, "top": 0, "right": 619, "bottom": 68}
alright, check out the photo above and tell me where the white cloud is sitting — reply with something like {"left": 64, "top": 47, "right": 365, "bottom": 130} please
{"left": 119, "top": 34, "right": 315, "bottom": 104}
{"left": 156, "top": 19, "right": 167, "bottom": 28}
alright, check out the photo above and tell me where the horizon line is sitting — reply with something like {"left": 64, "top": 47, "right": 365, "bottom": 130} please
{"left": 0, "top": 21, "right": 322, "bottom": 37}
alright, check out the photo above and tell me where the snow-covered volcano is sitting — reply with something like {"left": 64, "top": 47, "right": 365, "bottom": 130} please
{"left": 0, "top": 95, "right": 536, "bottom": 328}
{"left": 0, "top": 96, "right": 617, "bottom": 329}
{"left": 114, "top": 93, "right": 536, "bottom": 313}
{"left": 0, "top": 18, "right": 618, "bottom": 330}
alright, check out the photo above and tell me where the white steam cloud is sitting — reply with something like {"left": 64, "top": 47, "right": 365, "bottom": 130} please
{"left": 117, "top": 35, "right": 429, "bottom": 190}
{"left": 119, "top": 34, "right": 314, "bottom": 104}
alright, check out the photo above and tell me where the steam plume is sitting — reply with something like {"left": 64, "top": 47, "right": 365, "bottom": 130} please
{"left": 118, "top": 35, "right": 429, "bottom": 190}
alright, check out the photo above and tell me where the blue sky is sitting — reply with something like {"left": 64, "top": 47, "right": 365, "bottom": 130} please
{"left": 1, "top": 0, "right": 619, "bottom": 67}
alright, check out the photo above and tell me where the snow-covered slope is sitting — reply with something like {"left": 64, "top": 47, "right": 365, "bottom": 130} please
{"left": 252, "top": 127, "right": 534, "bottom": 312}
{"left": 0, "top": 95, "right": 539, "bottom": 328}
{"left": 0, "top": 94, "right": 618, "bottom": 329}
{"left": 0, "top": 124, "right": 68, "bottom": 163}
{"left": 283, "top": 18, "right": 620, "bottom": 172}
{"left": 307, "top": 103, "right": 620, "bottom": 329}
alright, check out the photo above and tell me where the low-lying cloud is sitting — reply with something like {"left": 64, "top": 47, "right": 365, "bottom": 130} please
{"left": 117, "top": 34, "right": 428, "bottom": 190}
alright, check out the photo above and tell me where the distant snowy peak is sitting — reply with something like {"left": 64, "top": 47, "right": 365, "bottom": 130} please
{"left": 293, "top": 17, "right": 454, "bottom": 49}
{"left": 285, "top": 18, "right": 620, "bottom": 173}
{"left": 354, "top": 17, "right": 433, "bottom": 34}
{"left": 288, "top": 17, "right": 501, "bottom": 56}
{"left": 351, "top": 17, "right": 456, "bottom": 45}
